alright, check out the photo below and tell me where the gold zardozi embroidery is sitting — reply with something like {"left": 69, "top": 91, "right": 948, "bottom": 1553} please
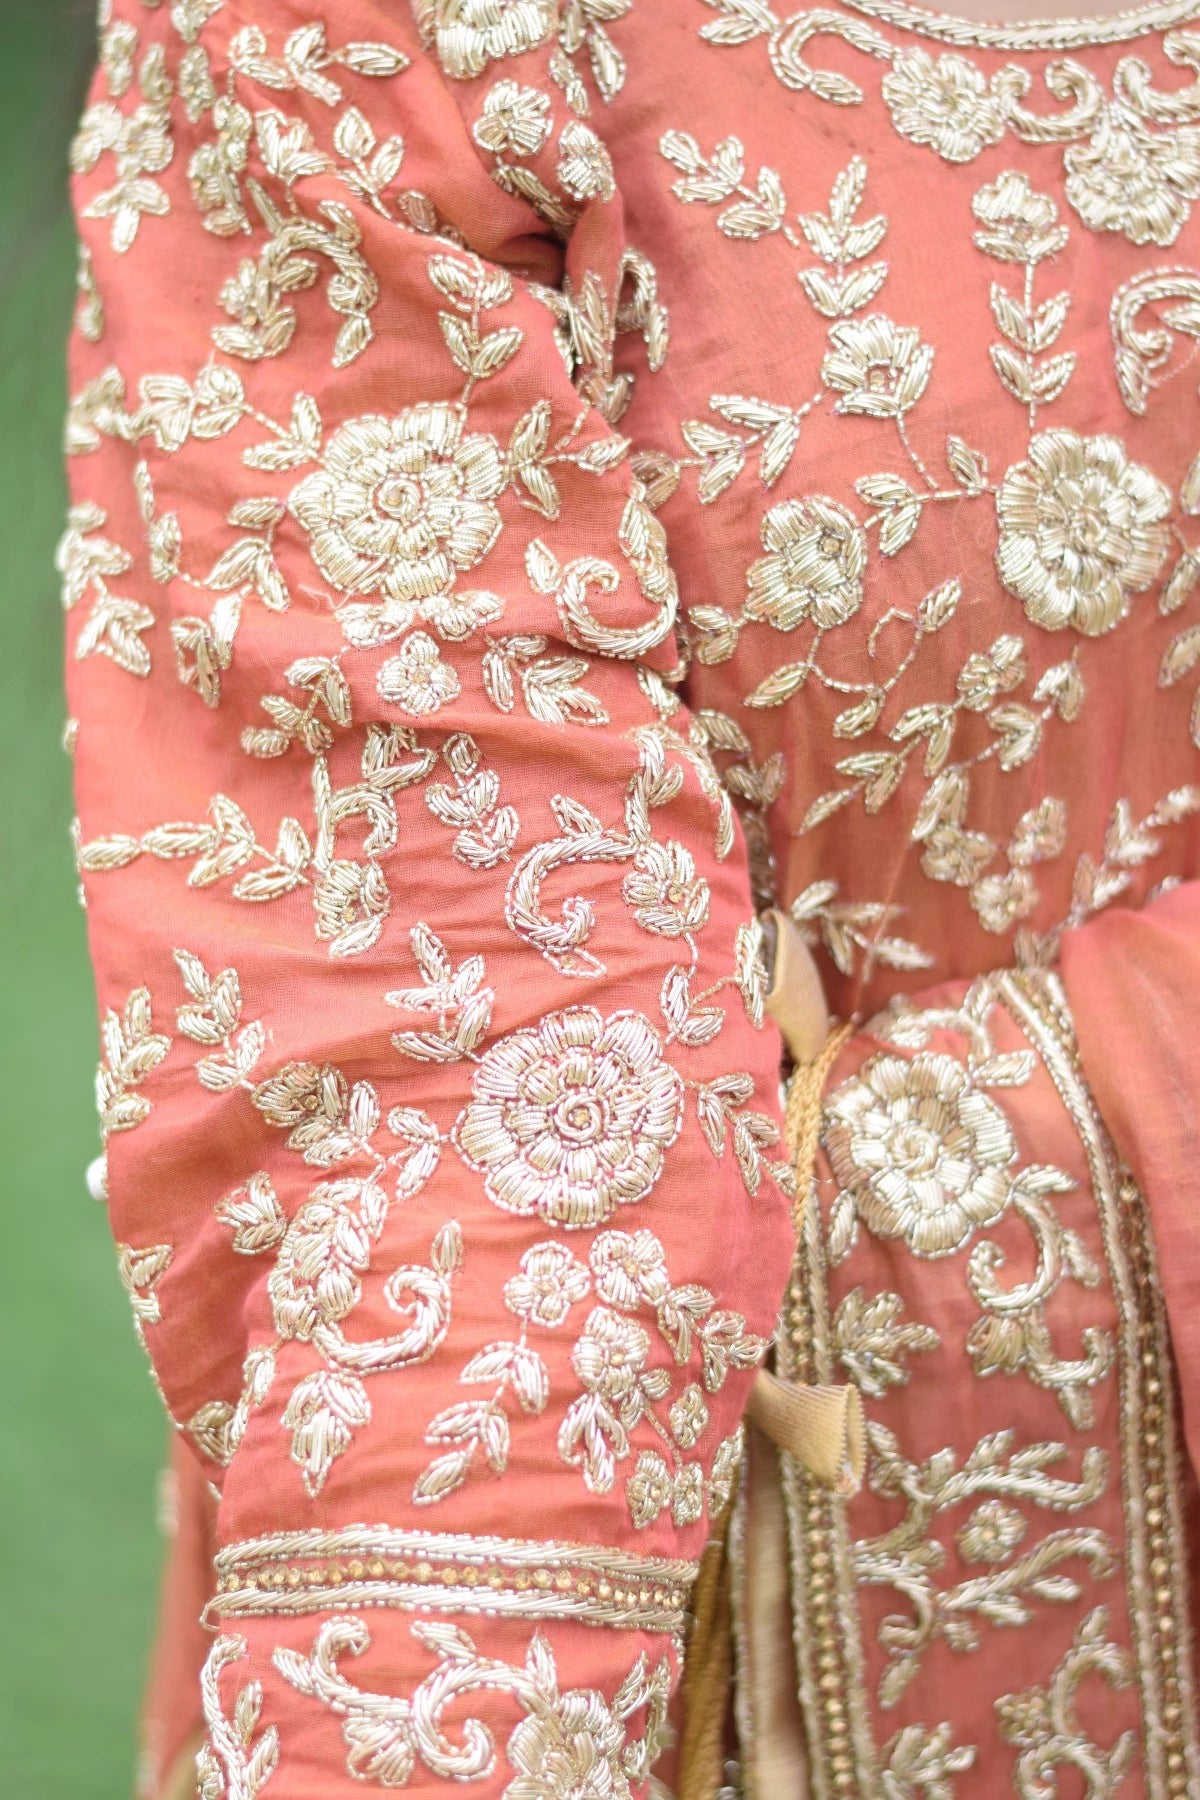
{"left": 774, "top": 970, "right": 1198, "bottom": 1797}
{"left": 273, "top": 1615, "right": 674, "bottom": 1793}
{"left": 208, "top": 1526, "right": 698, "bottom": 1639}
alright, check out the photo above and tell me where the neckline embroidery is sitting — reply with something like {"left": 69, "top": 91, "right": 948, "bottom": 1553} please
{"left": 836, "top": 0, "right": 1200, "bottom": 51}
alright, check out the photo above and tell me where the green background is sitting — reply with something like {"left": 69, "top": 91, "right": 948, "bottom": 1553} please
{"left": 1, "top": 4, "right": 162, "bottom": 1792}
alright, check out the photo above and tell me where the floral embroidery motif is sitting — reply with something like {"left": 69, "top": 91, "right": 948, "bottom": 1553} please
{"left": 823, "top": 1050, "right": 1016, "bottom": 1259}
{"left": 820, "top": 314, "right": 933, "bottom": 418}
{"left": 778, "top": 970, "right": 1198, "bottom": 1790}
{"left": 696, "top": 1, "right": 1200, "bottom": 246}
{"left": 288, "top": 405, "right": 506, "bottom": 605}
{"left": 411, "top": 0, "right": 559, "bottom": 81}
{"left": 504, "top": 1240, "right": 593, "bottom": 1326}
{"left": 376, "top": 631, "right": 463, "bottom": 716}
{"left": 995, "top": 430, "right": 1172, "bottom": 636}
{"left": 996, "top": 1607, "right": 1136, "bottom": 1797}
{"left": 66, "top": 2, "right": 1200, "bottom": 1791}
{"left": 454, "top": 1008, "right": 685, "bottom": 1228}
{"left": 71, "top": 31, "right": 173, "bottom": 254}
{"left": 1065, "top": 109, "right": 1200, "bottom": 250}
{"left": 274, "top": 1616, "right": 673, "bottom": 1793}
{"left": 882, "top": 49, "right": 1015, "bottom": 164}
{"left": 746, "top": 497, "right": 867, "bottom": 630}
{"left": 657, "top": 113, "right": 1200, "bottom": 966}
{"left": 418, "top": 1218, "right": 764, "bottom": 1524}
{"left": 973, "top": 173, "right": 1077, "bottom": 422}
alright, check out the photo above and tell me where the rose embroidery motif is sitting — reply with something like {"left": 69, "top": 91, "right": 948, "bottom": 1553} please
{"left": 823, "top": 1050, "right": 1017, "bottom": 1258}
{"left": 455, "top": 1008, "right": 685, "bottom": 1227}
{"left": 745, "top": 496, "right": 867, "bottom": 631}
{"left": 995, "top": 429, "right": 1171, "bottom": 635}
{"left": 289, "top": 402, "right": 505, "bottom": 602}
{"left": 882, "top": 50, "right": 1018, "bottom": 165}
{"left": 821, "top": 314, "right": 934, "bottom": 419}
{"left": 1065, "top": 111, "right": 1200, "bottom": 249}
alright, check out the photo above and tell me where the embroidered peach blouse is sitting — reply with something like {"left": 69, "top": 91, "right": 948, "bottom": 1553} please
{"left": 65, "top": 0, "right": 1200, "bottom": 1795}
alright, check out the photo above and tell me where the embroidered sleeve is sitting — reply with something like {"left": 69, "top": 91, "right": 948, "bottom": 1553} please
{"left": 65, "top": 2, "right": 795, "bottom": 1791}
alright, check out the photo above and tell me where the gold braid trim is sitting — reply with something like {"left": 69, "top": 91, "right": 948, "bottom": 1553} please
{"left": 677, "top": 1021, "right": 857, "bottom": 1800}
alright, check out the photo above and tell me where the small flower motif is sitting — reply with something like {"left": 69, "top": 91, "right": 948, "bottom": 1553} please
{"left": 590, "top": 1229, "right": 671, "bottom": 1311}
{"left": 505, "top": 1677, "right": 628, "bottom": 1799}
{"left": 1065, "top": 112, "right": 1200, "bottom": 248}
{"left": 707, "top": 1427, "right": 745, "bottom": 1515}
{"left": 957, "top": 1499, "right": 1028, "bottom": 1564}
{"left": 622, "top": 841, "right": 710, "bottom": 937}
{"left": 824, "top": 1051, "right": 1017, "bottom": 1259}
{"left": 189, "top": 96, "right": 251, "bottom": 225}
{"left": 504, "top": 1241, "right": 591, "bottom": 1328}
{"left": 572, "top": 1307, "right": 650, "bottom": 1403}
{"left": 289, "top": 404, "right": 506, "bottom": 602}
{"left": 972, "top": 171, "right": 1068, "bottom": 264}
{"left": 376, "top": 631, "right": 462, "bottom": 716}
{"left": 920, "top": 824, "right": 995, "bottom": 890}
{"left": 883, "top": 50, "right": 1014, "bottom": 164}
{"left": 745, "top": 497, "right": 868, "bottom": 631}
{"left": 1010, "top": 797, "right": 1068, "bottom": 867}
{"left": 822, "top": 315, "right": 933, "bottom": 420}
{"left": 996, "top": 1684, "right": 1054, "bottom": 1750}
{"left": 472, "top": 80, "right": 552, "bottom": 156}
{"left": 455, "top": 1008, "right": 684, "bottom": 1228}
{"left": 557, "top": 120, "right": 616, "bottom": 202}
{"left": 313, "top": 860, "right": 390, "bottom": 957}
{"left": 412, "top": 0, "right": 558, "bottom": 80}
{"left": 972, "top": 868, "right": 1038, "bottom": 934}
{"left": 336, "top": 588, "right": 505, "bottom": 651}
{"left": 956, "top": 636, "right": 1026, "bottom": 711}
{"left": 626, "top": 1449, "right": 673, "bottom": 1528}
{"left": 252, "top": 1062, "right": 350, "bottom": 1160}
{"left": 671, "top": 1463, "right": 705, "bottom": 1526}
{"left": 995, "top": 430, "right": 1171, "bottom": 635}
{"left": 669, "top": 1384, "right": 710, "bottom": 1450}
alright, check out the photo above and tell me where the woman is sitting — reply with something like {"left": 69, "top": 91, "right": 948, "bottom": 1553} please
{"left": 65, "top": 0, "right": 1200, "bottom": 1793}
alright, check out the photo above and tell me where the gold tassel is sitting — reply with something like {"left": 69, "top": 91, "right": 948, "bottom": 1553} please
{"left": 676, "top": 1018, "right": 856, "bottom": 1800}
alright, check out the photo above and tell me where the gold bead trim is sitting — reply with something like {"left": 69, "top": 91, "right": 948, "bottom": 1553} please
{"left": 207, "top": 1526, "right": 699, "bottom": 1638}
{"left": 1002, "top": 971, "right": 1200, "bottom": 1799}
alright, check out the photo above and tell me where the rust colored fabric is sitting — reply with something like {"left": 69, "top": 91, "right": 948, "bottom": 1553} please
{"left": 63, "top": 0, "right": 1200, "bottom": 1793}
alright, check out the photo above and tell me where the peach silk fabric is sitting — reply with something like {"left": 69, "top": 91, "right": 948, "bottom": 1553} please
{"left": 64, "top": 0, "right": 1200, "bottom": 1794}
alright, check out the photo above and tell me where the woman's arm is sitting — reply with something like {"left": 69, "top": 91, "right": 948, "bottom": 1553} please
{"left": 65, "top": 4, "right": 795, "bottom": 1792}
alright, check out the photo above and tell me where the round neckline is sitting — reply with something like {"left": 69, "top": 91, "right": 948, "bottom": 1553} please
{"left": 836, "top": 0, "right": 1200, "bottom": 49}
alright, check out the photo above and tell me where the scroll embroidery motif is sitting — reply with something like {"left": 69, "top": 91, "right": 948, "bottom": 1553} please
{"left": 777, "top": 969, "right": 1198, "bottom": 1797}
{"left": 693, "top": 1, "right": 1200, "bottom": 247}
{"left": 274, "top": 1616, "right": 674, "bottom": 1795}
{"left": 199, "top": 1636, "right": 280, "bottom": 1800}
